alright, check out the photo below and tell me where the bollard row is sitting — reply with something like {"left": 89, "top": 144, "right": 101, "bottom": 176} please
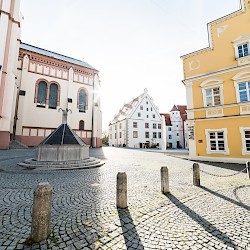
{"left": 30, "top": 161, "right": 249, "bottom": 243}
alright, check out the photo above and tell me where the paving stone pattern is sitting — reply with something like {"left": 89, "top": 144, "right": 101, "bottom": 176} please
{"left": 0, "top": 148, "right": 249, "bottom": 249}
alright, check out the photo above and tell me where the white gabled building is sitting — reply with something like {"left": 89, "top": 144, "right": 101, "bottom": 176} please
{"left": 161, "top": 105, "right": 188, "bottom": 149}
{"left": 109, "top": 89, "right": 164, "bottom": 149}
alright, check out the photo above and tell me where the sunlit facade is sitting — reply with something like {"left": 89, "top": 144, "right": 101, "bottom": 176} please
{"left": 181, "top": 0, "right": 250, "bottom": 163}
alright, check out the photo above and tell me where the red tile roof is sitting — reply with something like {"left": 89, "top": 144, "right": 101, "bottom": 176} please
{"left": 160, "top": 113, "right": 172, "bottom": 126}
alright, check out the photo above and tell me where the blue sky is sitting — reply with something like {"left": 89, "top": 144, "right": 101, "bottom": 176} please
{"left": 21, "top": 0, "right": 240, "bottom": 131}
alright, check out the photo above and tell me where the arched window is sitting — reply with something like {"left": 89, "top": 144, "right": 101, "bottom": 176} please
{"left": 37, "top": 81, "right": 47, "bottom": 107}
{"left": 79, "top": 90, "right": 87, "bottom": 112}
{"left": 49, "top": 83, "right": 58, "bottom": 109}
{"left": 79, "top": 120, "right": 84, "bottom": 130}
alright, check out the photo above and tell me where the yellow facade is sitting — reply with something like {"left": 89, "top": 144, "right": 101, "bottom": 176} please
{"left": 181, "top": 0, "right": 250, "bottom": 163}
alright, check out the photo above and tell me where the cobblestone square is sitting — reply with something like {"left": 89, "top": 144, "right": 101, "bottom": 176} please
{"left": 0, "top": 147, "right": 249, "bottom": 249}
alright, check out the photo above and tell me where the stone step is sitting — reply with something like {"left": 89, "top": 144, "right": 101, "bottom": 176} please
{"left": 18, "top": 158, "right": 104, "bottom": 170}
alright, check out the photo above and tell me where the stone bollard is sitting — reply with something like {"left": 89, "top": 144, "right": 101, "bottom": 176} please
{"left": 246, "top": 161, "right": 250, "bottom": 179}
{"left": 117, "top": 172, "right": 127, "bottom": 208}
{"left": 193, "top": 163, "right": 200, "bottom": 186}
{"left": 31, "top": 182, "right": 53, "bottom": 242}
{"left": 161, "top": 166, "right": 169, "bottom": 194}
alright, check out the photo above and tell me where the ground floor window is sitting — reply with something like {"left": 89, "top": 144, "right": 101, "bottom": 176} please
{"left": 205, "top": 128, "right": 229, "bottom": 155}
{"left": 133, "top": 131, "right": 138, "bottom": 138}
{"left": 240, "top": 127, "right": 250, "bottom": 155}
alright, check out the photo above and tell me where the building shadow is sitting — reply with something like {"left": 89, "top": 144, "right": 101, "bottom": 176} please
{"left": 200, "top": 186, "right": 250, "bottom": 211}
{"left": 196, "top": 161, "right": 246, "bottom": 172}
{"left": 89, "top": 147, "right": 107, "bottom": 160}
{"left": 118, "top": 208, "right": 144, "bottom": 249}
{"left": 165, "top": 193, "right": 236, "bottom": 248}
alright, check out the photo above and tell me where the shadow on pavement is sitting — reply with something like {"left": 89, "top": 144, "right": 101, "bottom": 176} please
{"left": 200, "top": 186, "right": 250, "bottom": 211}
{"left": 118, "top": 208, "right": 144, "bottom": 250}
{"left": 89, "top": 147, "right": 107, "bottom": 160}
{"left": 196, "top": 161, "right": 246, "bottom": 172}
{"left": 165, "top": 193, "right": 236, "bottom": 248}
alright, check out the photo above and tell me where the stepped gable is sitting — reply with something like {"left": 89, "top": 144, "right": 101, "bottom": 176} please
{"left": 40, "top": 124, "right": 86, "bottom": 146}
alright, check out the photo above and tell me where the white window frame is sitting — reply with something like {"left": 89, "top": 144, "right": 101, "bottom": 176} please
{"left": 200, "top": 79, "right": 224, "bottom": 107}
{"left": 232, "top": 35, "right": 250, "bottom": 66}
{"left": 133, "top": 122, "right": 137, "bottom": 128}
{"left": 205, "top": 128, "right": 229, "bottom": 155}
{"left": 240, "top": 127, "right": 250, "bottom": 155}
{"left": 133, "top": 131, "right": 138, "bottom": 138}
{"left": 233, "top": 71, "right": 250, "bottom": 104}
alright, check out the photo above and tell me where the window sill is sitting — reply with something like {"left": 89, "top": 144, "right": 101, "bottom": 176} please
{"left": 236, "top": 54, "right": 250, "bottom": 66}
{"left": 36, "top": 105, "right": 46, "bottom": 108}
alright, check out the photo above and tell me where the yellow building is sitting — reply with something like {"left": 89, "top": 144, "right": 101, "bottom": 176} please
{"left": 181, "top": 0, "right": 250, "bottom": 163}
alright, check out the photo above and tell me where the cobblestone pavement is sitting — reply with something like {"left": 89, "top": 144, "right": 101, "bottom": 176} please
{"left": 0, "top": 147, "right": 249, "bottom": 250}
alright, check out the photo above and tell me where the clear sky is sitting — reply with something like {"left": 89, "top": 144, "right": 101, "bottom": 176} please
{"left": 21, "top": 0, "right": 240, "bottom": 132}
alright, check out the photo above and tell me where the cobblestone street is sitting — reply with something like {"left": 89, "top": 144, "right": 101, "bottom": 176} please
{"left": 0, "top": 147, "right": 249, "bottom": 250}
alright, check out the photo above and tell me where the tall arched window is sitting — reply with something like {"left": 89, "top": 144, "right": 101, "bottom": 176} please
{"left": 79, "top": 90, "right": 87, "bottom": 112}
{"left": 37, "top": 81, "right": 47, "bottom": 107}
{"left": 79, "top": 120, "right": 84, "bottom": 130}
{"left": 49, "top": 83, "right": 58, "bottom": 109}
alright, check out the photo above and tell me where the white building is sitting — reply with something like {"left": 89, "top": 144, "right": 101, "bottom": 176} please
{"left": 0, "top": 0, "right": 102, "bottom": 149}
{"left": 15, "top": 43, "right": 102, "bottom": 147}
{"left": 109, "top": 89, "right": 164, "bottom": 149}
{"left": 161, "top": 105, "right": 188, "bottom": 149}
{"left": 0, "top": 0, "right": 22, "bottom": 149}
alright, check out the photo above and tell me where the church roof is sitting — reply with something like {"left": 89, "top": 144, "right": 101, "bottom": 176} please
{"left": 40, "top": 124, "right": 86, "bottom": 145}
{"left": 20, "top": 43, "right": 97, "bottom": 71}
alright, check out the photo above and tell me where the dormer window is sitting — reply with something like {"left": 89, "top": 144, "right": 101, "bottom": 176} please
{"left": 238, "top": 43, "right": 249, "bottom": 58}
{"left": 232, "top": 35, "right": 250, "bottom": 65}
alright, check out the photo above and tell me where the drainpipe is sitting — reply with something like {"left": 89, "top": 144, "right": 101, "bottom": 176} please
{"left": 91, "top": 72, "right": 96, "bottom": 147}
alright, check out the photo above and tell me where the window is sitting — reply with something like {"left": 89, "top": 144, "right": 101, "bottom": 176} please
{"left": 152, "top": 114, "right": 155, "bottom": 118}
{"left": 37, "top": 81, "right": 47, "bottom": 107}
{"left": 145, "top": 123, "right": 149, "bottom": 128}
{"left": 205, "top": 129, "right": 229, "bottom": 154}
{"left": 153, "top": 132, "right": 157, "bottom": 138}
{"left": 158, "top": 132, "right": 162, "bottom": 139}
{"left": 146, "top": 101, "right": 148, "bottom": 104}
{"left": 209, "top": 132, "right": 224, "bottom": 151}
{"left": 79, "top": 120, "right": 84, "bottom": 130}
{"left": 158, "top": 124, "right": 161, "bottom": 129}
{"left": 169, "top": 135, "right": 172, "bottom": 139}
{"left": 140, "top": 106, "right": 143, "bottom": 110}
{"left": 115, "top": 133, "right": 116, "bottom": 139}
{"left": 200, "top": 79, "right": 223, "bottom": 108}
{"left": 120, "top": 132, "right": 122, "bottom": 138}
{"left": 238, "top": 43, "right": 249, "bottom": 58}
{"left": 151, "top": 107, "right": 152, "bottom": 111}
{"left": 78, "top": 89, "right": 87, "bottom": 112}
{"left": 133, "top": 122, "right": 137, "bottom": 128}
{"left": 119, "top": 123, "right": 122, "bottom": 129}
{"left": 168, "top": 127, "right": 171, "bottom": 131}
{"left": 205, "top": 87, "right": 221, "bottom": 106}
{"left": 145, "top": 132, "right": 149, "bottom": 138}
{"left": 238, "top": 82, "right": 250, "bottom": 102}
{"left": 115, "top": 125, "right": 117, "bottom": 129}
{"left": 146, "top": 115, "right": 148, "bottom": 118}
{"left": 177, "top": 133, "right": 179, "bottom": 136}
{"left": 240, "top": 127, "right": 250, "bottom": 155}
{"left": 153, "top": 123, "right": 156, "bottom": 129}
{"left": 48, "top": 84, "right": 58, "bottom": 109}
{"left": 138, "top": 112, "right": 141, "bottom": 117}
{"left": 146, "top": 108, "right": 148, "bottom": 111}
{"left": 133, "top": 131, "right": 138, "bottom": 138}
{"left": 110, "top": 134, "right": 112, "bottom": 139}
